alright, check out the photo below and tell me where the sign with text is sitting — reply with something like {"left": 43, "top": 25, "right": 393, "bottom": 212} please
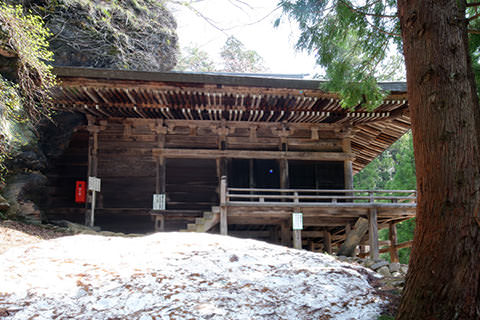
{"left": 153, "top": 194, "right": 166, "bottom": 210}
{"left": 88, "top": 176, "right": 101, "bottom": 192}
{"left": 292, "top": 212, "right": 303, "bottom": 230}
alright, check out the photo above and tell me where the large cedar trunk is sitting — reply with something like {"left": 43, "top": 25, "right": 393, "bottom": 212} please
{"left": 397, "top": 0, "right": 480, "bottom": 319}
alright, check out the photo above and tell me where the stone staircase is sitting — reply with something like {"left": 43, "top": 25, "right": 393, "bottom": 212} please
{"left": 180, "top": 206, "right": 220, "bottom": 233}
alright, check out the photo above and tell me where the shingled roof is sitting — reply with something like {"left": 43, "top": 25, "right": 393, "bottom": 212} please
{"left": 51, "top": 67, "right": 410, "bottom": 173}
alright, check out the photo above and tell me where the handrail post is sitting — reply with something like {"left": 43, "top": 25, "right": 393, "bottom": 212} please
{"left": 220, "top": 175, "right": 228, "bottom": 235}
{"left": 294, "top": 191, "right": 299, "bottom": 204}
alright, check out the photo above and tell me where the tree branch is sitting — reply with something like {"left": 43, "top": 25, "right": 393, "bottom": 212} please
{"left": 338, "top": 0, "right": 397, "bottom": 19}
{"left": 365, "top": 18, "right": 401, "bottom": 37}
{"left": 467, "top": 2, "right": 480, "bottom": 8}
{"left": 468, "top": 29, "right": 480, "bottom": 34}
{"left": 468, "top": 12, "right": 480, "bottom": 22}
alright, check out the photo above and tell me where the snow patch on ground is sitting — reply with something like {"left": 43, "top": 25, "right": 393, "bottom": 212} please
{"left": 0, "top": 233, "right": 385, "bottom": 319}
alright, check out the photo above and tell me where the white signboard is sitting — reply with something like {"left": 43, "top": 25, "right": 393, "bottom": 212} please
{"left": 153, "top": 194, "right": 166, "bottom": 210}
{"left": 292, "top": 212, "right": 303, "bottom": 230}
{"left": 88, "top": 176, "right": 101, "bottom": 192}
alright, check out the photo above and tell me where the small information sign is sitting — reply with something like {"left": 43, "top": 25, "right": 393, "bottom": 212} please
{"left": 88, "top": 176, "right": 101, "bottom": 192}
{"left": 153, "top": 194, "right": 166, "bottom": 210}
{"left": 292, "top": 212, "right": 303, "bottom": 230}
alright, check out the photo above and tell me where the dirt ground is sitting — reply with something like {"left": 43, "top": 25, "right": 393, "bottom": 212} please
{"left": 0, "top": 220, "right": 72, "bottom": 255}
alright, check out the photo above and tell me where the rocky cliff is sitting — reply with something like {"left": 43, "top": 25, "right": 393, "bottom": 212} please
{"left": 20, "top": 0, "right": 178, "bottom": 71}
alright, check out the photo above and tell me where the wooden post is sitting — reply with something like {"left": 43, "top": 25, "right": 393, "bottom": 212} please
{"left": 389, "top": 222, "right": 400, "bottom": 263}
{"left": 279, "top": 159, "right": 289, "bottom": 189}
{"left": 270, "top": 225, "right": 279, "bottom": 244}
{"left": 85, "top": 118, "right": 100, "bottom": 227}
{"left": 345, "top": 223, "right": 352, "bottom": 236}
{"left": 220, "top": 175, "right": 228, "bottom": 235}
{"left": 280, "top": 220, "right": 291, "bottom": 247}
{"left": 323, "top": 229, "right": 332, "bottom": 254}
{"left": 342, "top": 136, "right": 353, "bottom": 190}
{"left": 369, "top": 208, "right": 379, "bottom": 259}
{"left": 293, "top": 229, "right": 302, "bottom": 249}
{"left": 337, "top": 217, "right": 369, "bottom": 257}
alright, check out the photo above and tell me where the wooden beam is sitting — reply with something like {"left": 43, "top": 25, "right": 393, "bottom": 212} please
{"left": 220, "top": 176, "right": 228, "bottom": 235}
{"left": 323, "top": 230, "right": 332, "bottom": 254}
{"left": 337, "top": 217, "right": 369, "bottom": 257}
{"left": 155, "top": 148, "right": 353, "bottom": 161}
{"left": 369, "top": 208, "right": 379, "bottom": 260}
{"left": 389, "top": 222, "right": 400, "bottom": 263}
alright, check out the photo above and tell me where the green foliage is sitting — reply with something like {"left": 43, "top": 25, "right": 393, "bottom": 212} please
{"left": 220, "top": 36, "right": 268, "bottom": 73}
{"left": 174, "top": 37, "right": 268, "bottom": 73}
{"left": 0, "top": 4, "right": 56, "bottom": 181}
{"left": 355, "top": 132, "right": 416, "bottom": 264}
{"left": 176, "top": 45, "right": 217, "bottom": 72}
{"left": 278, "top": 0, "right": 401, "bottom": 109}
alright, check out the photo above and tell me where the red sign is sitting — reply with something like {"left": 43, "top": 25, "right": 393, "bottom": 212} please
{"left": 75, "top": 181, "right": 86, "bottom": 203}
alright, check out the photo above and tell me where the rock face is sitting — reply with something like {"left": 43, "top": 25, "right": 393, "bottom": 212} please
{"left": 3, "top": 112, "right": 86, "bottom": 223}
{"left": 20, "top": 0, "right": 178, "bottom": 71}
{"left": 3, "top": 172, "right": 47, "bottom": 224}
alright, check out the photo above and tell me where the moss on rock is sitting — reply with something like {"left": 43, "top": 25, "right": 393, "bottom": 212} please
{"left": 20, "top": 0, "right": 178, "bottom": 71}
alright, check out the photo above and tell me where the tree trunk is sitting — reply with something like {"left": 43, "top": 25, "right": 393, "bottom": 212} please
{"left": 397, "top": 1, "right": 480, "bottom": 319}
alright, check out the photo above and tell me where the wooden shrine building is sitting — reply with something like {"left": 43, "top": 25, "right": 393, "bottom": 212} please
{"left": 45, "top": 67, "right": 416, "bottom": 258}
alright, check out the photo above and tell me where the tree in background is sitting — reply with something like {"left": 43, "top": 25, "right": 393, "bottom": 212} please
{"left": 175, "top": 45, "right": 217, "bottom": 72}
{"left": 175, "top": 36, "right": 268, "bottom": 73}
{"left": 355, "top": 132, "right": 415, "bottom": 264}
{"left": 220, "top": 36, "right": 268, "bottom": 73}
{"left": 279, "top": 0, "right": 480, "bottom": 318}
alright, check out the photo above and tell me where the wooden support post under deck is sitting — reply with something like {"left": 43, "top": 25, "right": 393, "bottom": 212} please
{"left": 368, "top": 208, "right": 379, "bottom": 260}
{"left": 280, "top": 220, "right": 291, "bottom": 247}
{"left": 389, "top": 222, "right": 400, "bottom": 263}
{"left": 220, "top": 175, "right": 228, "bottom": 235}
{"left": 293, "top": 230, "right": 302, "bottom": 249}
{"left": 323, "top": 229, "right": 332, "bottom": 254}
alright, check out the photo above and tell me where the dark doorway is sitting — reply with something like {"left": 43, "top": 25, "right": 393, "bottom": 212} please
{"left": 228, "top": 159, "right": 280, "bottom": 188}
{"left": 253, "top": 159, "right": 280, "bottom": 188}
{"left": 289, "top": 161, "right": 344, "bottom": 189}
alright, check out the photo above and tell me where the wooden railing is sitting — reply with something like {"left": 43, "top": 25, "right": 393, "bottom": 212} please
{"left": 223, "top": 186, "right": 416, "bottom": 208}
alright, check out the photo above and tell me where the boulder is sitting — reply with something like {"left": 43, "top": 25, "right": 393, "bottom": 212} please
{"left": 0, "top": 194, "right": 9, "bottom": 211}
{"left": 3, "top": 172, "right": 47, "bottom": 223}
{"left": 389, "top": 262, "right": 401, "bottom": 273}
{"left": 370, "top": 260, "right": 389, "bottom": 271}
{"left": 377, "top": 266, "right": 391, "bottom": 277}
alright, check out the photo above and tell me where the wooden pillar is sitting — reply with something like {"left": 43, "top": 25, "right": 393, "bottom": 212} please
{"left": 249, "top": 159, "right": 255, "bottom": 188}
{"left": 342, "top": 136, "right": 353, "bottom": 190}
{"left": 270, "top": 225, "right": 279, "bottom": 244}
{"left": 220, "top": 175, "right": 228, "bottom": 235}
{"left": 389, "top": 222, "right": 400, "bottom": 263}
{"left": 279, "top": 159, "right": 289, "bottom": 189}
{"left": 368, "top": 208, "right": 379, "bottom": 259}
{"left": 85, "top": 118, "right": 101, "bottom": 227}
{"left": 280, "top": 220, "right": 291, "bottom": 247}
{"left": 293, "top": 229, "right": 302, "bottom": 249}
{"left": 155, "top": 156, "right": 166, "bottom": 194}
{"left": 323, "top": 229, "right": 332, "bottom": 254}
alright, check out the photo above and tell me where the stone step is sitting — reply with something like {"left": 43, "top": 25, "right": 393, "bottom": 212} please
{"left": 195, "top": 217, "right": 206, "bottom": 225}
{"left": 187, "top": 223, "right": 197, "bottom": 231}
